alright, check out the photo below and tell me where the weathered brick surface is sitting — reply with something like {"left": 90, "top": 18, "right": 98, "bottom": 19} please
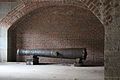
{"left": 104, "top": 0, "right": 120, "bottom": 79}
{"left": 0, "top": 0, "right": 120, "bottom": 79}
{"left": 0, "top": 0, "right": 113, "bottom": 28}
{"left": 9, "top": 6, "right": 104, "bottom": 65}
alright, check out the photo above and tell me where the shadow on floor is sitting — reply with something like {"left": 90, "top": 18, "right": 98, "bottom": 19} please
{"left": 33, "top": 63, "right": 104, "bottom": 67}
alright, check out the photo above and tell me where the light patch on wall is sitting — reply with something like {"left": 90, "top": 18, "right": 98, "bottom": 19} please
{"left": 0, "top": 27, "right": 7, "bottom": 48}
{"left": 0, "top": 0, "right": 16, "bottom": 2}
{"left": 0, "top": 2, "right": 18, "bottom": 20}
{"left": 0, "top": 38, "right": 5, "bottom": 48}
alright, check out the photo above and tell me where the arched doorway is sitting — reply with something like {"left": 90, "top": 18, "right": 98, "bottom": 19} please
{"left": 8, "top": 5, "right": 104, "bottom": 66}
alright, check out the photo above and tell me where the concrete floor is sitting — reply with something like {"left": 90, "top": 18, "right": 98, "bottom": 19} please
{"left": 0, "top": 62, "right": 104, "bottom": 80}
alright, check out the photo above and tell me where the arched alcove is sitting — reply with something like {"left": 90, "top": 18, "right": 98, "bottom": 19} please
{"left": 1, "top": 0, "right": 119, "bottom": 79}
{"left": 8, "top": 5, "right": 104, "bottom": 65}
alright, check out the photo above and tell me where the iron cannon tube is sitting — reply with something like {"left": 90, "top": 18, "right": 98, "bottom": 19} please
{"left": 17, "top": 48, "right": 87, "bottom": 65}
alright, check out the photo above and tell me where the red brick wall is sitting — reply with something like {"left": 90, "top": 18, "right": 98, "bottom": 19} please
{"left": 13, "top": 6, "right": 104, "bottom": 65}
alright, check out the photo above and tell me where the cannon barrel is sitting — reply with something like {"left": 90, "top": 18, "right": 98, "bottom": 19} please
{"left": 17, "top": 48, "right": 87, "bottom": 60}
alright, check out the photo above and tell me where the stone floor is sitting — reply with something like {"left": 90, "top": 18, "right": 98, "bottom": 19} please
{"left": 0, "top": 62, "right": 104, "bottom": 80}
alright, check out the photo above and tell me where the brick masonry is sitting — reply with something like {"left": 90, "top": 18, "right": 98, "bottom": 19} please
{"left": 0, "top": 0, "right": 120, "bottom": 80}
{"left": 0, "top": 0, "right": 113, "bottom": 27}
{"left": 11, "top": 6, "right": 104, "bottom": 65}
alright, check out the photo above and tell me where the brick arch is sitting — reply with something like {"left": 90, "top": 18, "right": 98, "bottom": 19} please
{"left": 0, "top": 0, "right": 111, "bottom": 29}
{"left": 0, "top": 0, "right": 112, "bottom": 62}
{"left": 6, "top": 0, "right": 105, "bottom": 63}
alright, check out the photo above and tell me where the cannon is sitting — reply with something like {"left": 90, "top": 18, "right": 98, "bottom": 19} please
{"left": 17, "top": 48, "right": 87, "bottom": 65}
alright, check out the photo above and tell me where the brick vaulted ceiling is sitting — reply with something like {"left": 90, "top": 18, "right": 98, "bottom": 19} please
{"left": 0, "top": 0, "right": 113, "bottom": 28}
{"left": 9, "top": 5, "right": 104, "bottom": 65}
